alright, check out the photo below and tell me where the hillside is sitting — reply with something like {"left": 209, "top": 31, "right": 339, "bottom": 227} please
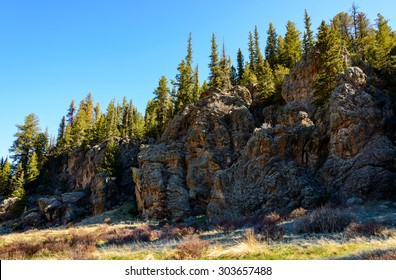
{"left": 0, "top": 6, "right": 395, "bottom": 260}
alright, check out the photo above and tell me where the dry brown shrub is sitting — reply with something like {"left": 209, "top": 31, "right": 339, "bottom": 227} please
{"left": 294, "top": 207, "right": 354, "bottom": 234}
{"left": 103, "top": 225, "right": 153, "bottom": 245}
{"left": 253, "top": 219, "right": 284, "bottom": 241}
{"left": 160, "top": 223, "right": 196, "bottom": 240}
{"left": 173, "top": 235, "right": 210, "bottom": 260}
{"left": 345, "top": 221, "right": 386, "bottom": 237}
{"left": 265, "top": 212, "right": 282, "bottom": 223}
{"left": 289, "top": 207, "right": 308, "bottom": 219}
{"left": 0, "top": 241, "right": 42, "bottom": 259}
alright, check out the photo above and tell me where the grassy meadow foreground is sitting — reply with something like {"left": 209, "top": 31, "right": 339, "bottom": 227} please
{"left": 1, "top": 201, "right": 395, "bottom": 260}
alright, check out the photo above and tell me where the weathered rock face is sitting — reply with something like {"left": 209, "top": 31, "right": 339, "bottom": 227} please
{"left": 317, "top": 67, "right": 396, "bottom": 200}
{"left": 133, "top": 86, "right": 255, "bottom": 221}
{"left": 207, "top": 67, "right": 396, "bottom": 222}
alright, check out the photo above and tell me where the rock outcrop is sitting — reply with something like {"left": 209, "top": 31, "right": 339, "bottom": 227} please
{"left": 207, "top": 67, "right": 396, "bottom": 222}
{"left": 134, "top": 66, "right": 396, "bottom": 223}
{"left": 133, "top": 86, "right": 255, "bottom": 221}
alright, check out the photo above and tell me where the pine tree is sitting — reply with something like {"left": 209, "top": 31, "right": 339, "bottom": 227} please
{"left": 127, "top": 100, "right": 135, "bottom": 139}
{"left": 105, "top": 99, "right": 119, "bottom": 139}
{"left": 174, "top": 33, "right": 194, "bottom": 112}
{"left": 26, "top": 151, "right": 39, "bottom": 184}
{"left": 93, "top": 114, "right": 107, "bottom": 144}
{"left": 144, "top": 99, "right": 159, "bottom": 138}
{"left": 192, "top": 65, "right": 201, "bottom": 101}
{"left": 248, "top": 31, "right": 255, "bottom": 72}
{"left": 9, "top": 113, "right": 40, "bottom": 171}
{"left": 276, "top": 35, "right": 287, "bottom": 67}
{"left": 0, "top": 158, "right": 12, "bottom": 196}
{"left": 331, "top": 12, "right": 353, "bottom": 51}
{"left": 256, "top": 61, "right": 275, "bottom": 102}
{"left": 10, "top": 163, "right": 25, "bottom": 199}
{"left": 100, "top": 140, "right": 122, "bottom": 179}
{"left": 208, "top": 33, "right": 222, "bottom": 89}
{"left": 35, "top": 128, "right": 49, "bottom": 167}
{"left": 303, "top": 9, "right": 314, "bottom": 59}
{"left": 236, "top": 48, "right": 245, "bottom": 83}
{"left": 66, "top": 100, "right": 76, "bottom": 126}
{"left": 284, "top": 21, "right": 302, "bottom": 69}
{"left": 153, "top": 76, "right": 170, "bottom": 130}
{"left": 241, "top": 62, "right": 257, "bottom": 89}
{"left": 370, "top": 14, "right": 396, "bottom": 69}
{"left": 265, "top": 22, "right": 278, "bottom": 69}
{"left": 94, "top": 102, "right": 101, "bottom": 123}
{"left": 273, "top": 64, "right": 290, "bottom": 102}
{"left": 230, "top": 65, "right": 238, "bottom": 86}
{"left": 314, "top": 20, "right": 344, "bottom": 106}
{"left": 219, "top": 41, "right": 232, "bottom": 90}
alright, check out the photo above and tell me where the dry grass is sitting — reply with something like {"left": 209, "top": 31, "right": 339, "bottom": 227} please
{"left": 173, "top": 235, "right": 210, "bottom": 260}
{"left": 348, "top": 249, "right": 396, "bottom": 260}
{"left": 1, "top": 215, "right": 395, "bottom": 260}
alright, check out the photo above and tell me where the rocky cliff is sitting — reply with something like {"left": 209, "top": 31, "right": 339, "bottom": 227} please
{"left": 133, "top": 87, "right": 254, "bottom": 221}
{"left": 134, "top": 64, "right": 396, "bottom": 222}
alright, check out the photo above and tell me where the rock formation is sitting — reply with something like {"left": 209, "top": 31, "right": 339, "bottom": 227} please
{"left": 134, "top": 63, "right": 396, "bottom": 223}
{"left": 133, "top": 86, "right": 254, "bottom": 221}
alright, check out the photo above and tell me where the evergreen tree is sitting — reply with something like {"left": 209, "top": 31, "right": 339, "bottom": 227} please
{"left": 248, "top": 31, "right": 255, "bottom": 72}
{"left": 9, "top": 113, "right": 40, "bottom": 171}
{"left": 100, "top": 140, "right": 122, "bottom": 179}
{"left": 303, "top": 9, "right": 315, "bottom": 59}
{"left": 57, "top": 116, "right": 66, "bottom": 143}
{"left": 273, "top": 64, "right": 290, "bottom": 102}
{"left": 284, "top": 20, "right": 302, "bottom": 68}
{"left": 370, "top": 14, "right": 396, "bottom": 69}
{"left": 230, "top": 65, "right": 238, "bottom": 86}
{"left": 256, "top": 61, "right": 275, "bottom": 102}
{"left": 94, "top": 102, "right": 101, "bottom": 123}
{"left": 144, "top": 99, "right": 159, "bottom": 138}
{"left": 241, "top": 62, "right": 257, "bottom": 89}
{"left": 200, "top": 80, "right": 209, "bottom": 93}
{"left": 219, "top": 41, "right": 232, "bottom": 89}
{"left": 93, "top": 114, "right": 107, "bottom": 144}
{"left": 174, "top": 33, "right": 194, "bottom": 112}
{"left": 153, "top": 76, "right": 170, "bottom": 129}
{"left": 208, "top": 33, "right": 222, "bottom": 89}
{"left": 26, "top": 151, "right": 39, "bottom": 184}
{"left": 331, "top": 12, "right": 353, "bottom": 51}
{"left": 105, "top": 99, "right": 119, "bottom": 139}
{"left": 236, "top": 48, "right": 245, "bottom": 83}
{"left": 127, "top": 100, "right": 135, "bottom": 139}
{"left": 35, "top": 128, "right": 49, "bottom": 167}
{"left": 265, "top": 22, "right": 278, "bottom": 69}
{"left": 314, "top": 20, "right": 344, "bottom": 106}
{"left": 0, "top": 158, "right": 12, "bottom": 196}
{"left": 192, "top": 65, "right": 201, "bottom": 101}
{"left": 66, "top": 100, "right": 76, "bottom": 126}
{"left": 10, "top": 163, "right": 25, "bottom": 199}
{"left": 276, "top": 35, "right": 287, "bottom": 67}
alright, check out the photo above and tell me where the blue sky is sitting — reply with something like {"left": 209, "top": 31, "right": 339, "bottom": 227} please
{"left": 0, "top": 0, "right": 395, "bottom": 159}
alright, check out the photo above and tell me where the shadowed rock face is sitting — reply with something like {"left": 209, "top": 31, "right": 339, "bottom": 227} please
{"left": 208, "top": 67, "right": 396, "bottom": 222}
{"left": 133, "top": 86, "right": 255, "bottom": 221}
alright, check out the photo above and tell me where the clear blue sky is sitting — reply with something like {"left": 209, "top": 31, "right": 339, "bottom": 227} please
{"left": 0, "top": 0, "right": 395, "bottom": 159}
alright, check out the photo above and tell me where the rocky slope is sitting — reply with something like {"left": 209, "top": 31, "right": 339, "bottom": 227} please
{"left": 0, "top": 139, "right": 139, "bottom": 230}
{"left": 134, "top": 64, "right": 396, "bottom": 222}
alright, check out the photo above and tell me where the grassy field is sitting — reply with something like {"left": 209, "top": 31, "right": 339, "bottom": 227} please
{"left": 1, "top": 202, "right": 395, "bottom": 260}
